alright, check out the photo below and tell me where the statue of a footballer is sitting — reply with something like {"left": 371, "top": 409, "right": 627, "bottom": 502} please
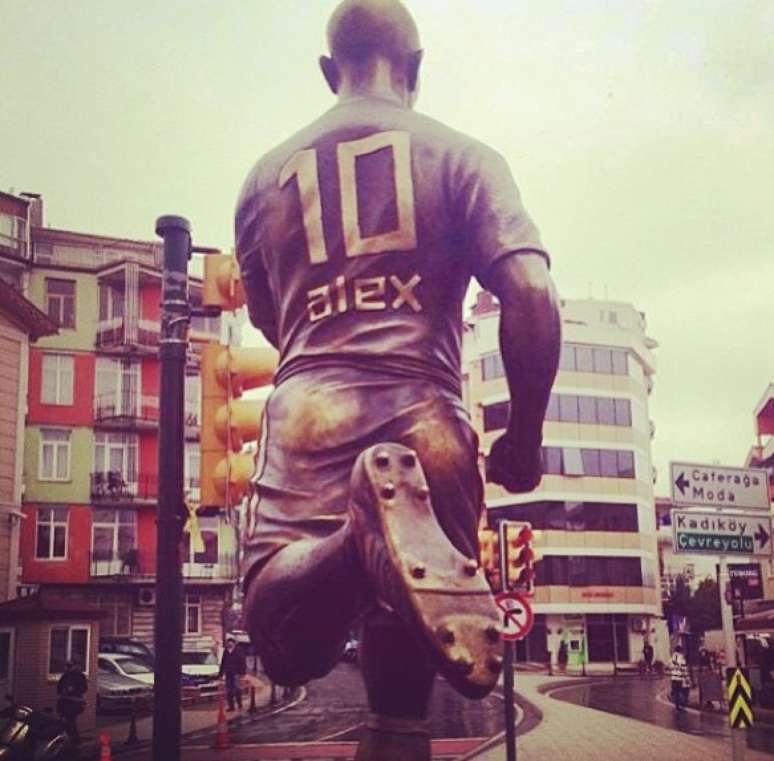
{"left": 235, "top": 1, "right": 561, "bottom": 758}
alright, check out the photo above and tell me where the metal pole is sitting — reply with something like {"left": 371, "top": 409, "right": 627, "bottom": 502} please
{"left": 498, "top": 520, "right": 516, "bottom": 761}
{"left": 152, "top": 215, "right": 191, "bottom": 761}
{"left": 720, "top": 556, "right": 746, "bottom": 761}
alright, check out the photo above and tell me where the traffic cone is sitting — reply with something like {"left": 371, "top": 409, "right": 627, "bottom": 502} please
{"left": 212, "top": 685, "right": 231, "bottom": 750}
{"left": 99, "top": 733, "right": 112, "bottom": 761}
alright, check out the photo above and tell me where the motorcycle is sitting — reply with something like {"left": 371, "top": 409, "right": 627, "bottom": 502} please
{"left": 0, "top": 696, "right": 76, "bottom": 760}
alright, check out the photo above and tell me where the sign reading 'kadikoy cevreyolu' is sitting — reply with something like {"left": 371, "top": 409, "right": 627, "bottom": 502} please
{"left": 669, "top": 462, "right": 770, "bottom": 510}
{"left": 671, "top": 509, "right": 773, "bottom": 557}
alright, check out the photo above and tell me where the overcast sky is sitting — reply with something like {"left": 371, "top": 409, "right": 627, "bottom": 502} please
{"left": 2, "top": 0, "right": 772, "bottom": 495}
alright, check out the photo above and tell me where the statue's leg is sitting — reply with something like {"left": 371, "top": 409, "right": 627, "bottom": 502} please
{"left": 243, "top": 524, "right": 370, "bottom": 687}
{"left": 355, "top": 607, "right": 434, "bottom": 761}
{"left": 348, "top": 442, "right": 504, "bottom": 700}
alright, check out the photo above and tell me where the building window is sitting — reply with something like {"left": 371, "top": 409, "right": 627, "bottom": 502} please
{"left": 41, "top": 354, "right": 74, "bottom": 405}
{"left": 95, "top": 594, "right": 132, "bottom": 637}
{"left": 95, "top": 358, "right": 139, "bottom": 418}
{"left": 534, "top": 447, "right": 636, "bottom": 479}
{"left": 45, "top": 279, "right": 76, "bottom": 329}
{"left": 49, "top": 625, "right": 89, "bottom": 676}
{"left": 98, "top": 285, "right": 125, "bottom": 322}
{"left": 39, "top": 428, "right": 71, "bottom": 481}
{"left": 36, "top": 507, "right": 68, "bottom": 559}
{"left": 184, "top": 595, "right": 202, "bottom": 634}
{"left": 491, "top": 501, "right": 639, "bottom": 533}
{"left": 185, "top": 443, "right": 200, "bottom": 495}
{"left": 558, "top": 343, "right": 629, "bottom": 376}
{"left": 182, "top": 515, "right": 219, "bottom": 565}
{"left": 91, "top": 509, "right": 137, "bottom": 568}
{"left": 185, "top": 374, "right": 201, "bottom": 427}
{"left": 482, "top": 401, "right": 510, "bottom": 432}
{"left": 481, "top": 353, "right": 505, "bottom": 381}
{"left": 534, "top": 556, "right": 643, "bottom": 588}
{"left": 93, "top": 433, "right": 138, "bottom": 491}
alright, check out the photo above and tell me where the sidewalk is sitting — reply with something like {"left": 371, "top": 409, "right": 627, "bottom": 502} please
{"left": 82, "top": 676, "right": 278, "bottom": 758}
{"left": 467, "top": 672, "right": 771, "bottom": 761}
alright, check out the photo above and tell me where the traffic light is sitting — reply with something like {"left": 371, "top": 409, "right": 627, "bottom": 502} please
{"left": 202, "top": 253, "right": 245, "bottom": 312}
{"left": 502, "top": 521, "right": 538, "bottom": 594}
{"left": 478, "top": 527, "right": 502, "bottom": 592}
{"left": 200, "top": 342, "right": 278, "bottom": 508}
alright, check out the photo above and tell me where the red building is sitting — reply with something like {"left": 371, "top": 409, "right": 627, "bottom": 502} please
{"left": 15, "top": 194, "right": 240, "bottom": 654}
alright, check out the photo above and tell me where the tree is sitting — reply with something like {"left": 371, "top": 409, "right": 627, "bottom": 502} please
{"left": 663, "top": 575, "right": 721, "bottom": 638}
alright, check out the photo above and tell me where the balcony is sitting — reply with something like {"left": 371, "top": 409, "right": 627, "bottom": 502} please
{"left": 0, "top": 227, "right": 29, "bottom": 264}
{"left": 94, "top": 392, "right": 159, "bottom": 431}
{"left": 90, "top": 547, "right": 151, "bottom": 579}
{"left": 34, "top": 242, "right": 162, "bottom": 271}
{"left": 95, "top": 317, "right": 160, "bottom": 355}
{"left": 90, "top": 471, "right": 158, "bottom": 506}
{"left": 89, "top": 547, "right": 237, "bottom": 582}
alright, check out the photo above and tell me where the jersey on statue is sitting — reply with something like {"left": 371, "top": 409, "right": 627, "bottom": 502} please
{"left": 236, "top": 2, "right": 561, "bottom": 759}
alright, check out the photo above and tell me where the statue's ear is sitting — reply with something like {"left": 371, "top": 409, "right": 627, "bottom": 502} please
{"left": 407, "top": 49, "right": 423, "bottom": 93}
{"left": 319, "top": 55, "right": 340, "bottom": 94}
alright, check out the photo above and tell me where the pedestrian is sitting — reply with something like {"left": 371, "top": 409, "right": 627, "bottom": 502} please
{"left": 219, "top": 637, "right": 246, "bottom": 712}
{"left": 237, "top": 2, "right": 560, "bottom": 759}
{"left": 669, "top": 646, "right": 690, "bottom": 711}
{"left": 557, "top": 640, "right": 569, "bottom": 673}
{"left": 56, "top": 659, "right": 87, "bottom": 744}
{"left": 642, "top": 641, "right": 654, "bottom": 675}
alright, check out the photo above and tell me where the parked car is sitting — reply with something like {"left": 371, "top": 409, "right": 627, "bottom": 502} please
{"left": 98, "top": 654, "right": 154, "bottom": 686}
{"left": 180, "top": 651, "right": 220, "bottom": 686}
{"left": 99, "top": 637, "right": 154, "bottom": 668}
{"left": 97, "top": 668, "right": 152, "bottom": 714}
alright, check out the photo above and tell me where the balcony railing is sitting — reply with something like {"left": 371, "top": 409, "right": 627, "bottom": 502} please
{"left": 89, "top": 547, "right": 236, "bottom": 580}
{"left": 34, "top": 243, "right": 162, "bottom": 271}
{"left": 90, "top": 547, "right": 150, "bottom": 578}
{"left": 90, "top": 471, "right": 158, "bottom": 503}
{"left": 94, "top": 392, "right": 159, "bottom": 426}
{"left": 0, "top": 231, "right": 29, "bottom": 262}
{"left": 95, "top": 317, "right": 160, "bottom": 352}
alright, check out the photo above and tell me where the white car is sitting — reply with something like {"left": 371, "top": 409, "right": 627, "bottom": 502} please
{"left": 98, "top": 653, "right": 154, "bottom": 686}
{"left": 180, "top": 651, "right": 220, "bottom": 685}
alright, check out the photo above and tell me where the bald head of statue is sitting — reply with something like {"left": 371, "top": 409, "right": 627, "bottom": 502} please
{"left": 319, "top": 0, "right": 423, "bottom": 106}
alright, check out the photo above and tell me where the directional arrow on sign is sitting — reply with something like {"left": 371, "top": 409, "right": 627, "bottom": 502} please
{"left": 755, "top": 524, "right": 770, "bottom": 550}
{"left": 674, "top": 472, "right": 690, "bottom": 496}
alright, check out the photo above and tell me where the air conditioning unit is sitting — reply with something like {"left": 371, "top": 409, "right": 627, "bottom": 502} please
{"left": 137, "top": 588, "right": 156, "bottom": 607}
{"left": 630, "top": 616, "right": 647, "bottom": 633}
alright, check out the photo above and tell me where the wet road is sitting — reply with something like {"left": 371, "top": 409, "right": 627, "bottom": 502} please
{"left": 190, "top": 661, "right": 503, "bottom": 745}
{"left": 553, "top": 676, "right": 774, "bottom": 755}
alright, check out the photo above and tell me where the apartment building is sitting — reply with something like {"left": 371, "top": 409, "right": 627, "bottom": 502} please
{"left": 15, "top": 196, "right": 241, "bottom": 653}
{"left": 466, "top": 292, "right": 664, "bottom": 667}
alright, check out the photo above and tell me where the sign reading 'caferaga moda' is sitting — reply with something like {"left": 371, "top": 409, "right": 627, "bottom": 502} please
{"left": 671, "top": 509, "right": 773, "bottom": 557}
{"left": 670, "top": 461, "right": 769, "bottom": 510}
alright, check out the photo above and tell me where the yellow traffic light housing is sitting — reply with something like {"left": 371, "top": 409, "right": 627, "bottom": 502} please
{"left": 502, "top": 521, "right": 538, "bottom": 594}
{"left": 200, "top": 342, "right": 278, "bottom": 508}
{"left": 478, "top": 527, "right": 502, "bottom": 592}
{"left": 203, "top": 254, "right": 245, "bottom": 312}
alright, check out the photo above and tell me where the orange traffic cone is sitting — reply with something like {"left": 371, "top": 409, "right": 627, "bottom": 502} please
{"left": 212, "top": 685, "right": 231, "bottom": 750}
{"left": 99, "top": 733, "right": 112, "bottom": 761}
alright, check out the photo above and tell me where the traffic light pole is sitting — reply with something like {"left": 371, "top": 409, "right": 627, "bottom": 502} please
{"left": 499, "top": 521, "right": 517, "bottom": 761}
{"left": 152, "top": 215, "right": 191, "bottom": 761}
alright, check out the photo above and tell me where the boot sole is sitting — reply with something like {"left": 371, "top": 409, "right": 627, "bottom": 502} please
{"left": 349, "top": 443, "right": 504, "bottom": 699}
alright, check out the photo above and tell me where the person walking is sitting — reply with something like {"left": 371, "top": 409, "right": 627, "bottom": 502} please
{"left": 56, "top": 660, "right": 87, "bottom": 744}
{"left": 219, "top": 638, "right": 247, "bottom": 712}
{"left": 237, "top": 1, "right": 560, "bottom": 757}
{"left": 669, "top": 645, "right": 690, "bottom": 711}
{"left": 642, "top": 641, "right": 654, "bottom": 675}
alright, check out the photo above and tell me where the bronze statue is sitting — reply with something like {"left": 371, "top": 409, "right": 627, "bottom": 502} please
{"left": 236, "top": 1, "right": 561, "bottom": 758}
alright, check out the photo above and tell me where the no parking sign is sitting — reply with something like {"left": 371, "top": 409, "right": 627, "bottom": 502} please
{"left": 494, "top": 591, "right": 534, "bottom": 641}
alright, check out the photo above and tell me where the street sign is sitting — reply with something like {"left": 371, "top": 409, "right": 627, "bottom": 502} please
{"left": 727, "top": 563, "right": 764, "bottom": 600}
{"left": 727, "top": 668, "right": 754, "bottom": 729}
{"left": 494, "top": 591, "right": 534, "bottom": 641}
{"left": 672, "top": 509, "right": 773, "bottom": 557}
{"left": 670, "top": 461, "right": 770, "bottom": 510}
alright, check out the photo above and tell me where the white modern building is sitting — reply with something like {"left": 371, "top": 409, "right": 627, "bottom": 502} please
{"left": 464, "top": 292, "right": 666, "bottom": 667}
